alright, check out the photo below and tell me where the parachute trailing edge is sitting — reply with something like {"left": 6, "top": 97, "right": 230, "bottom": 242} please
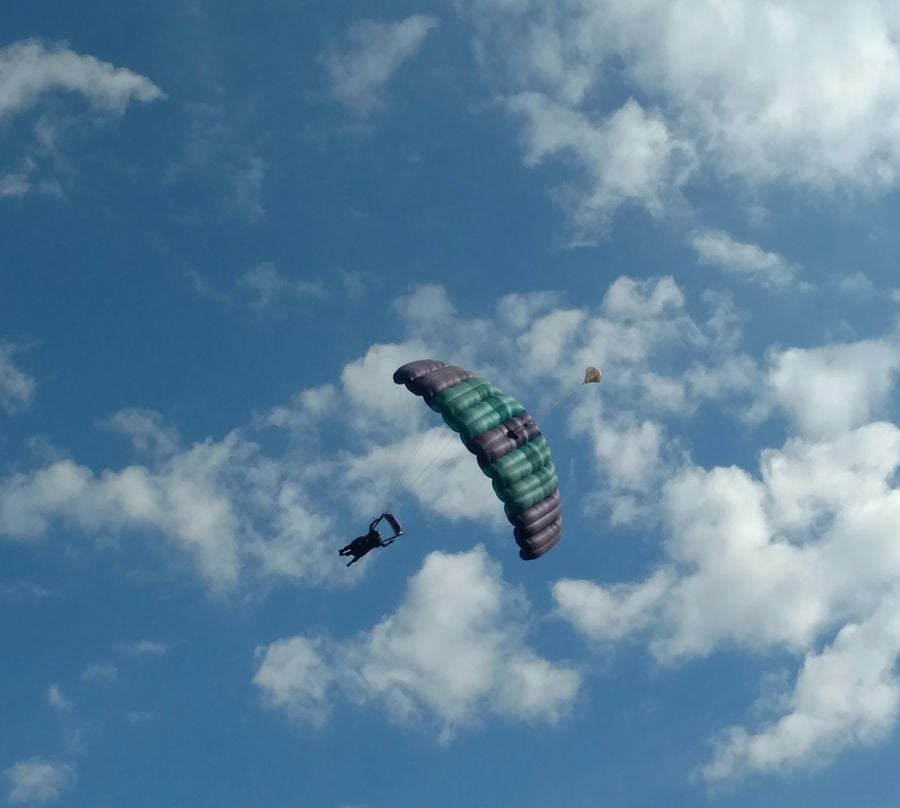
{"left": 393, "top": 359, "right": 562, "bottom": 560}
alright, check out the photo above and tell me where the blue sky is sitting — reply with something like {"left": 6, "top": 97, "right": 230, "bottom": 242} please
{"left": 5, "top": 1, "right": 900, "bottom": 805}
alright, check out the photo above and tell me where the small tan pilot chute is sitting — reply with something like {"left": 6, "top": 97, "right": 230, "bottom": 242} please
{"left": 583, "top": 366, "right": 602, "bottom": 384}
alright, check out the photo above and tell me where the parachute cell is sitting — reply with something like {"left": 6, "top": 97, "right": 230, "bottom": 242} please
{"left": 393, "top": 359, "right": 561, "bottom": 560}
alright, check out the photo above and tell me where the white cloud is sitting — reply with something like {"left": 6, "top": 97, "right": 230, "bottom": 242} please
{"left": 338, "top": 339, "right": 431, "bottom": 436}
{"left": 0, "top": 174, "right": 30, "bottom": 197}
{"left": 684, "top": 354, "right": 762, "bottom": 407}
{"left": 0, "top": 344, "right": 35, "bottom": 413}
{"left": 392, "top": 283, "right": 459, "bottom": 334}
{"left": 0, "top": 431, "right": 341, "bottom": 591}
{"left": 81, "top": 663, "right": 118, "bottom": 683}
{"left": 555, "top": 411, "right": 900, "bottom": 779}
{"left": 507, "top": 93, "right": 694, "bottom": 241}
{"left": 125, "top": 710, "right": 156, "bottom": 723}
{"left": 703, "top": 595, "right": 900, "bottom": 782}
{"left": 517, "top": 307, "right": 586, "bottom": 374}
{"left": 102, "top": 408, "right": 178, "bottom": 458}
{"left": 117, "top": 640, "right": 168, "bottom": 657}
{"left": 259, "top": 384, "right": 338, "bottom": 434}
{"left": 458, "top": 0, "right": 900, "bottom": 232}
{"left": 769, "top": 339, "right": 900, "bottom": 438}
{"left": 0, "top": 40, "right": 163, "bottom": 200}
{"left": 496, "top": 290, "right": 561, "bottom": 330}
{"left": 342, "top": 428, "right": 501, "bottom": 526}
{"left": 600, "top": 275, "right": 685, "bottom": 322}
{"left": 0, "top": 582, "right": 59, "bottom": 601}
{"left": 4, "top": 759, "right": 75, "bottom": 804}
{"left": 253, "top": 636, "right": 336, "bottom": 727}
{"left": 322, "top": 15, "right": 439, "bottom": 117}
{"left": 600, "top": 0, "right": 900, "bottom": 191}
{"left": 46, "top": 685, "right": 71, "bottom": 711}
{"left": 834, "top": 271, "right": 877, "bottom": 298}
{"left": 254, "top": 548, "right": 581, "bottom": 740}
{"left": 589, "top": 416, "right": 663, "bottom": 490}
{"left": 689, "top": 229, "right": 803, "bottom": 291}
{"left": 230, "top": 155, "right": 267, "bottom": 222}
{"left": 0, "top": 39, "right": 163, "bottom": 121}
{"left": 553, "top": 572, "right": 671, "bottom": 642}
{"left": 239, "top": 263, "right": 326, "bottom": 313}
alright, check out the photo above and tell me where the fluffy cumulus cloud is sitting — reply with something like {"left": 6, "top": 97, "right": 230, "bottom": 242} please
{"left": 322, "top": 15, "right": 439, "bottom": 117}
{"left": 254, "top": 547, "right": 581, "bottom": 740}
{"left": 703, "top": 595, "right": 900, "bottom": 781}
{"left": 4, "top": 759, "right": 75, "bottom": 804}
{"left": 253, "top": 636, "right": 337, "bottom": 728}
{"left": 552, "top": 332, "right": 900, "bottom": 781}
{"left": 456, "top": 0, "right": 900, "bottom": 234}
{"left": 769, "top": 339, "right": 900, "bottom": 438}
{"left": 507, "top": 94, "right": 694, "bottom": 240}
{"left": 0, "top": 428, "right": 339, "bottom": 591}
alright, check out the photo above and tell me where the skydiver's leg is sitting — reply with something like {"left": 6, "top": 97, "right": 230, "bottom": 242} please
{"left": 346, "top": 555, "right": 360, "bottom": 567}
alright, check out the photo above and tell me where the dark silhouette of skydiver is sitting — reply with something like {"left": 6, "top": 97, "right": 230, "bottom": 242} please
{"left": 339, "top": 513, "right": 403, "bottom": 567}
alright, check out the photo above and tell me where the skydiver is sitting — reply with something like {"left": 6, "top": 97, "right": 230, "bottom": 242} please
{"left": 338, "top": 513, "right": 403, "bottom": 567}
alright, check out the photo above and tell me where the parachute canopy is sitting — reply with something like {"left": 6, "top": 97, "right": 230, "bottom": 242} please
{"left": 393, "top": 359, "right": 561, "bottom": 560}
{"left": 584, "top": 366, "right": 602, "bottom": 384}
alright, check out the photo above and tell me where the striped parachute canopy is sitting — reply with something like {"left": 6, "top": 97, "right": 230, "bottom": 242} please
{"left": 393, "top": 359, "right": 561, "bottom": 560}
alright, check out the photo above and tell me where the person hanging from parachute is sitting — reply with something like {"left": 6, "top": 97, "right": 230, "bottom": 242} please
{"left": 338, "top": 513, "right": 404, "bottom": 566}
{"left": 338, "top": 360, "right": 601, "bottom": 567}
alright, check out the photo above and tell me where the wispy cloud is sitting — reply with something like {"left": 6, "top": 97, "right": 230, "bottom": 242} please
{"left": 0, "top": 39, "right": 164, "bottom": 122}
{"left": 4, "top": 759, "right": 75, "bottom": 804}
{"left": 0, "top": 173, "right": 30, "bottom": 198}
{"left": 46, "top": 685, "right": 72, "bottom": 712}
{"left": 239, "top": 263, "right": 326, "bottom": 313}
{"left": 322, "top": 15, "right": 439, "bottom": 117}
{"left": 101, "top": 409, "right": 179, "bottom": 459}
{"left": 0, "top": 39, "right": 164, "bottom": 199}
{"left": 229, "top": 155, "right": 267, "bottom": 222}
{"left": 0, "top": 344, "right": 35, "bottom": 413}
{"left": 507, "top": 94, "right": 695, "bottom": 242}
{"left": 688, "top": 229, "right": 804, "bottom": 291}
{"left": 80, "top": 663, "right": 118, "bottom": 684}
{"left": 0, "top": 582, "right": 60, "bottom": 601}
{"left": 117, "top": 640, "right": 168, "bottom": 658}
